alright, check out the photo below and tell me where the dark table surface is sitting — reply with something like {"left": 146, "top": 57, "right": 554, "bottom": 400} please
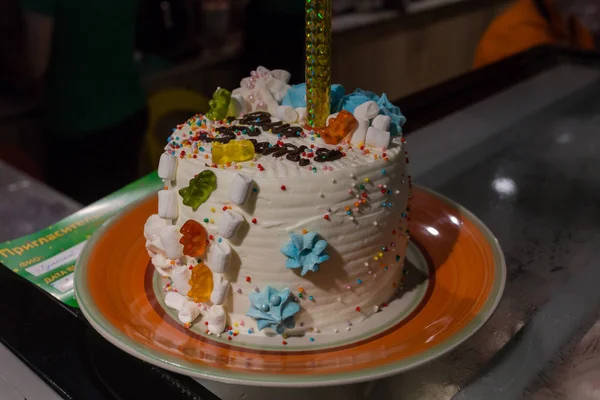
{"left": 2, "top": 45, "right": 600, "bottom": 400}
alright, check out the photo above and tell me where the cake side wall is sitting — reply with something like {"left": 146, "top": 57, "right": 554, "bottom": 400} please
{"left": 172, "top": 143, "right": 409, "bottom": 332}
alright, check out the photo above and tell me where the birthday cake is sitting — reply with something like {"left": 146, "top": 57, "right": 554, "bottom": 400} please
{"left": 143, "top": 66, "right": 411, "bottom": 338}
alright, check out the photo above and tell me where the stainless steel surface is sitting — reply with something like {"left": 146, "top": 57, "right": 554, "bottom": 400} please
{"left": 408, "top": 64, "right": 600, "bottom": 399}
{"left": 0, "top": 161, "right": 80, "bottom": 242}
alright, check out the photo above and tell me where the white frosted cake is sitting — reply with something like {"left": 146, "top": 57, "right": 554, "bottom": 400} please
{"left": 143, "top": 66, "right": 411, "bottom": 339}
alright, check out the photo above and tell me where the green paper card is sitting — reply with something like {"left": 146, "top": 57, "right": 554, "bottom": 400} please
{"left": 0, "top": 172, "right": 162, "bottom": 307}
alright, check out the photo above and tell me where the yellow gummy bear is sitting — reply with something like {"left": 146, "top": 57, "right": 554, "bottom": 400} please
{"left": 211, "top": 140, "right": 255, "bottom": 164}
{"left": 187, "top": 263, "right": 214, "bottom": 303}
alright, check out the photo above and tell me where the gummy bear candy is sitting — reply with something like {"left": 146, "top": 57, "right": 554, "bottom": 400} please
{"left": 206, "top": 87, "right": 232, "bottom": 121}
{"left": 187, "top": 263, "right": 214, "bottom": 303}
{"left": 179, "top": 170, "right": 217, "bottom": 211}
{"left": 211, "top": 140, "right": 256, "bottom": 165}
{"left": 179, "top": 220, "right": 208, "bottom": 257}
{"left": 321, "top": 110, "right": 357, "bottom": 145}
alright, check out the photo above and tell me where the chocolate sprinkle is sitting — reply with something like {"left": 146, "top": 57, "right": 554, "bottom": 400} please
{"left": 314, "top": 148, "right": 343, "bottom": 162}
{"left": 248, "top": 139, "right": 310, "bottom": 166}
{"left": 237, "top": 112, "right": 303, "bottom": 137}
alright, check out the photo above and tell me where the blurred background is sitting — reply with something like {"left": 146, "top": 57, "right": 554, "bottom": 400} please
{"left": 0, "top": 0, "right": 562, "bottom": 202}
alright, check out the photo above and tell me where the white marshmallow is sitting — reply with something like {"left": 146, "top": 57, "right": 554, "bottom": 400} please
{"left": 257, "top": 87, "right": 280, "bottom": 113}
{"left": 228, "top": 173, "right": 254, "bottom": 205}
{"left": 210, "top": 277, "right": 230, "bottom": 305}
{"left": 159, "top": 225, "right": 183, "bottom": 260}
{"left": 372, "top": 115, "right": 391, "bottom": 131}
{"left": 144, "top": 215, "right": 167, "bottom": 256}
{"left": 365, "top": 126, "right": 391, "bottom": 149}
{"left": 178, "top": 301, "right": 201, "bottom": 324}
{"left": 158, "top": 154, "right": 178, "bottom": 181}
{"left": 165, "top": 291, "right": 187, "bottom": 311}
{"left": 327, "top": 113, "right": 339, "bottom": 126}
{"left": 296, "top": 107, "right": 307, "bottom": 124}
{"left": 266, "top": 79, "right": 290, "bottom": 104}
{"left": 350, "top": 117, "right": 369, "bottom": 146}
{"left": 171, "top": 266, "right": 191, "bottom": 295}
{"left": 208, "top": 242, "right": 231, "bottom": 274}
{"left": 228, "top": 93, "right": 246, "bottom": 117}
{"left": 271, "top": 69, "right": 291, "bottom": 83}
{"left": 206, "top": 305, "right": 226, "bottom": 334}
{"left": 276, "top": 105, "right": 298, "bottom": 123}
{"left": 218, "top": 210, "right": 244, "bottom": 238}
{"left": 151, "top": 253, "right": 172, "bottom": 277}
{"left": 354, "top": 101, "right": 379, "bottom": 120}
{"left": 144, "top": 214, "right": 167, "bottom": 241}
{"left": 158, "top": 190, "right": 178, "bottom": 220}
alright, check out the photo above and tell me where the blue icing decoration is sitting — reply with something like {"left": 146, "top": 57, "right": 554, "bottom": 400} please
{"left": 282, "top": 84, "right": 345, "bottom": 113}
{"left": 245, "top": 287, "right": 300, "bottom": 334}
{"left": 340, "top": 88, "right": 374, "bottom": 113}
{"left": 340, "top": 89, "right": 406, "bottom": 136}
{"left": 281, "top": 231, "right": 330, "bottom": 276}
{"left": 377, "top": 93, "right": 406, "bottom": 136}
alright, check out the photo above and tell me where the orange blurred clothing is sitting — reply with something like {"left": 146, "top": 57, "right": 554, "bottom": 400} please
{"left": 474, "top": 0, "right": 596, "bottom": 68}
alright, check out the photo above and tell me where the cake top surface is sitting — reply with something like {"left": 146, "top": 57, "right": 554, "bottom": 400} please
{"left": 164, "top": 113, "right": 405, "bottom": 179}
{"left": 162, "top": 66, "right": 407, "bottom": 179}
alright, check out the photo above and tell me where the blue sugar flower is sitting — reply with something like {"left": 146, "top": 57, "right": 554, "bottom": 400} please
{"left": 281, "top": 231, "right": 330, "bottom": 276}
{"left": 246, "top": 287, "right": 300, "bottom": 334}
{"left": 340, "top": 89, "right": 406, "bottom": 136}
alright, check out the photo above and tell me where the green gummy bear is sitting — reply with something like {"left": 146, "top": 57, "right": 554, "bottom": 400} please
{"left": 206, "top": 87, "right": 232, "bottom": 121}
{"left": 179, "top": 170, "right": 217, "bottom": 211}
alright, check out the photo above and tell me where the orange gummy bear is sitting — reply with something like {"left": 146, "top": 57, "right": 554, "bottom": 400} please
{"left": 187, "top": 263, "right": 214, "bottom": 302}
{"left": 179, "top": 220, "right": 207, "bottom": 257}
{"left": 321, "top": 110, "right": 358, "bottom": 145}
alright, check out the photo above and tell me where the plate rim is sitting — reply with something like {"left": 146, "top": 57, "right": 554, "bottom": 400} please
{"left": 74, "top": 185, "right": 506, "bottom": 387}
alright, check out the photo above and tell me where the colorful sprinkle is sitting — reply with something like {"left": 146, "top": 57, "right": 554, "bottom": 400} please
{"left": 245, "top": 276, "right": 251, "bottom": 283}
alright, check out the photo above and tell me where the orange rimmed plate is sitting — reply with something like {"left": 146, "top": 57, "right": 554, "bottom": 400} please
{"left": 74, "top": 185, "right": 505, "bottom": 387}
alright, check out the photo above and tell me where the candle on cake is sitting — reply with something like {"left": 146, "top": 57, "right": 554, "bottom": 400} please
{"left": 305, "top": 0, "right": 332, "bottom": 128}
